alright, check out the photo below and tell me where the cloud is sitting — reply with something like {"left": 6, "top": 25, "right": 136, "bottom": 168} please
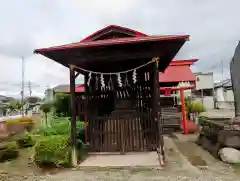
{"left": 0, "top": 0, "right": 239, "bottom": 97}
{"left": 0, "top": 34, "right": 35, "bottom": 58}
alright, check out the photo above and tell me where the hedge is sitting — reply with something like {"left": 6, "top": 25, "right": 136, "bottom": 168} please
{"left": 0, "top": 141, "right": 19, "bottom": 162}
{"left": 5, "top": 117, "right": 35, "bottom": 133}
{"left": 16, "top": 118, "right": 86, "bottom": 150}
{"left": 0, "top": 117, "right": 87, "bottom": 166}
{"left": 33, "top": 135, "right": 71, "bottom": 167}
{"left": 5, "top": 117, "right": 35, "bottom": 124}
{"left": 36, "top": 119, "right": 85, "bottom": 136}
{"left": 33, "top": 135, "right": 87, "bottom": 167}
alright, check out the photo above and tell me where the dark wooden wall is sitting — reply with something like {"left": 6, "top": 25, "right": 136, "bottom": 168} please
{"left": 75, "top": 64, "right": 160, "bottom": 152}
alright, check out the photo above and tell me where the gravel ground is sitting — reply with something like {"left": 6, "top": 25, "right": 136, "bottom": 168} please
{"left": 40, "top": 169, "right": 240, "bottom": 181}
{"left": 1, "top": 167, "right": 239, "bottom": 181}
{"left": 1, "top": 135, "right": 239, "bottom": 181}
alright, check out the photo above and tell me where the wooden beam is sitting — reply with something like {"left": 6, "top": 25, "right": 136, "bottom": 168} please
{"left": 75, "top": 71, "right": 81, "bottom": 79}
{"left": 69, "top": 64, "right": 78, "bottom": 167}
{"left": 83, "top": 74, "right": 88, "bottom": 144}
{"left": 75, "top": 51, "right": 162, "bottom": 63}
{"left": 152, "top": 59, "right": 165, "bottom": 165}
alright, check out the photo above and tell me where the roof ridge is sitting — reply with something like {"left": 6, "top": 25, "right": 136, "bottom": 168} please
{"left": 80, "top": 25, "right": 147, "bottom": 43}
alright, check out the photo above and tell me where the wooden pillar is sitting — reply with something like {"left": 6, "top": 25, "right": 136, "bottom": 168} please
{"left": 69, "top": 65, "right": 78, "bottom": 167}
{"left": 83, "top": 73, "right": 88, "bottom": 144}
{"left": 180, "top": 88, "right": 188, "bottom": 134}
{"left": 151, "top": 57, "right": 165, "bottom": 165}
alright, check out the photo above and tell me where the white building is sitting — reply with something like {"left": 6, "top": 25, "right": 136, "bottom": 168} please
{"left": 193, "top": 72, "right": 215, "bottom": 109}
{"left": 214, "top": 79, "right": 234, "bottom": 109}
{"left": 44, "top": 84, "right": 83, "bottom": 102}
{"left": 44, "top": 84, "right": 70, "bottom": 102}
{"left": 44, "top": 88, "right": 55, "bottom": 102}
{"left": 0, "top": 95, "right": 13, "bottom": 117}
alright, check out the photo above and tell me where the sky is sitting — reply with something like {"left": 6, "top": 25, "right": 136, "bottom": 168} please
{"left": 0, "top": 0, "right": 239, "bottom": 98}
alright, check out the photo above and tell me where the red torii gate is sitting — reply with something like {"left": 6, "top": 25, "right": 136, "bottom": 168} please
{"left": 159, "top": 59, "right": 198, "bottom": 134}
{"left": 160, "top": 86, "right": 195, "bottom": 134}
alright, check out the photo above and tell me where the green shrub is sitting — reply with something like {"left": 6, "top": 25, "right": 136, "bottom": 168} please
{"left": 32, "top": 117, "right": 87, "bottom": 167}
{"left": 53, "top": 93, "right": 71, "bottom": 117}
{"left": 186, "top": 100, "right": 205, "bottom": 119}
{"left": 198, "top": 116, "right": 208, "bottom": 125}
{"left": 53, "top": 120, "right": 85, "bottom": 135}
{"left": 36, "top": 125, "right": 58, "bottom": 136}
{"left": 192, "top": 102, "right": 205, "bottom": 113}
{"left": 186, "top": 100, "right": 193, "bottom": 119}
{"left": 29, "top": 134, "right": 42, "bottom": 143}
{"left": 40, "top": 102, "right": 53, "bottom": 125}
{"left": 33, "top": 134, "right": 87, "bottom": 167}
{"left": 76, "top": 139, "right": 88, "bottom": 161}
{"left": 33, "top": 135, "right": 71, "bottom": 167}
{"left": 36, "top": 118, "right": 85, "bottom": 136}
{"left": 0, "top": 141, "right": 19, "bottom": 162}
{"left": 16, "top": 132, "right": 35, "bottom": 148}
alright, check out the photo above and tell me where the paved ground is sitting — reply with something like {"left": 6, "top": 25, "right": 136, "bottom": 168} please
{"left": 1, "top": 135, "right": 240, "bottom": 181}
{"left": 200, "top": 109, "right": 235, "bottom": 119}
{"left": 80, "top": 152, "right": 160, "bottom": 168}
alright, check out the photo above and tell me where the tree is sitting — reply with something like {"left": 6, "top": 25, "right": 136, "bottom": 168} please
{"left": 53, "top": 93, "right": 71, "bottom": 117}
{"left": 7, "top": 100, "right": 22, "bottom": 113}
{"left": 40, "top": 103, "right": 52, "bottom": 125}
{"left": 25, "top": 96, "right": 41, "bottom": 104}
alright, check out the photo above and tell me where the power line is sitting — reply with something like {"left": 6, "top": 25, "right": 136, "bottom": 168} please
{"left": 0, "top": 81, "right": 40, "bottom": 87}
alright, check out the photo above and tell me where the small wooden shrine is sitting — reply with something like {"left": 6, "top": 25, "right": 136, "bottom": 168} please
{"left": 64, "top": 59, "right": 198, "bottom": 133}
{"left": 34, "top": 25, "right": 190, "bottom": 165}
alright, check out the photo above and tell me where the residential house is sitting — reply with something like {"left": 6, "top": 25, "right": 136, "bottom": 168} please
{"left": 214, "top": 79, "right": 234, "bottom": 109}
{"left": 0, "top": 95, "right": 15, "bottom": 131}
{"left": 44, "top": 84, "right": 83, "bottom": 102}
{"left": 0, "top": 95, "right": 14, "bottom": 117}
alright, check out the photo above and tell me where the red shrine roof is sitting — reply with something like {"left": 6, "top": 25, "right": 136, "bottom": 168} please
{"left": 64, "top": 84, "right": 85, "bottom": 93}
{"left": 80, "top": 25, "right": 148, "bottom": 42}
{"left": 159, "top": 59, "right": 198, "bottom": 83}
{"left": 34, "top": 24, "right": 190, "bottom": 82}
{"left": 34, "top": 35, "right": 189, "bottom": 53}
{"left": 34, "top": 25, "right": 189, "bottom": 54}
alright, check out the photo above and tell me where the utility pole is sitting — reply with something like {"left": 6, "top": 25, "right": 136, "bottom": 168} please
{"left": 221, "top": 59, "right": 224, "bottom": 81}
{"left": 28, "top": 81, "right": 32, "bottom": 96}
{"left": 21, "top": 56, "right": 25, "bottom": 117}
